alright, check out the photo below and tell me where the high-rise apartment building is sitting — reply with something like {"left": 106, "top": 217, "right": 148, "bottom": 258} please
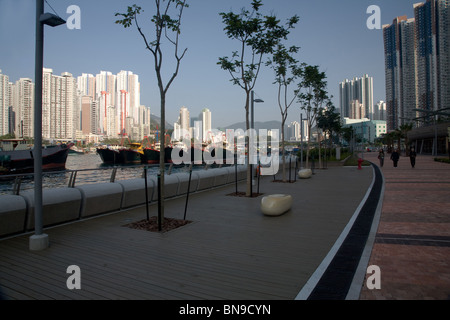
{"left": 173, "top": 106, "right": 191, "bottom": 141}
{"left": 199, "top": 108, "right": 212, "bottom": 142}
{"left": 383, "top": 0, "right": 449, "bottom": 131}
{"left": 437, "top": 0, "right": 450, "bottom": 111}
{"left": 96, "top": 71, "right": 116, "bottom": 107}
{"left": 77, "top": 73, "right": 96, "bottom": 99}
{"left": 374, "top": 101, "right": 387, "bottom": 121}
{"left": 383, "top": 16, "right": 418, "bottom": 131}
{"left": 138, "top": 105, "right": 151, "bottom": 139}
{"left": 179, "top": 106, "right": 190, "bottom": 133}
{"left": 287, "top": 121, "right": 301, "bottom": 141}
{"left": 12, "top": 78, "right": 34, "bottom": 138}
{"left": 42, "top": 69, "right": 81, "bottom": 140}
{"left": 4, "top": 68, "right": 148, "bottom": 141}
{"left": 414, "top": 0, "right": 450, "bottom": 112}
{"left": 0, "top": 70, "right": 11, "bottom": 136}
{"left": 339, "top": 75, "right": 373, "bottom": 120}
{"left": 81, "top": 96, "right": 93, "bottom": 135}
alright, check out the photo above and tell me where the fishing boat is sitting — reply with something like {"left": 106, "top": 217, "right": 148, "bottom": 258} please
{"left": 142, "top": 147, "right": 160, "bottom": 164}
{"left": 119, "top": 143, "right": 144, "bottom": 164}
{"left": 0, "top": 139, "right": 72, "bottom": 177}
{"left": 68, "top": 145, "right": 86, "bottom": 155}
{"left": 96, "top": 146, "right": 121, "bottom": 164}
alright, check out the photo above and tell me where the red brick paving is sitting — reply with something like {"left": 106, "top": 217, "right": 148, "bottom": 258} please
{"left": 359, "top": 152, "right": 450, "bottom": 300}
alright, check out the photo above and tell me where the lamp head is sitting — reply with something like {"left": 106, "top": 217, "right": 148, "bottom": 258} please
{"left": 40, "top": 13, "right": 66, "bottom": 27}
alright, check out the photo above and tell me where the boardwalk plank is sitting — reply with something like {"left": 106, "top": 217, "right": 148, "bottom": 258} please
{"left": 0, "top": 167, "right": 373, "bottom": 300}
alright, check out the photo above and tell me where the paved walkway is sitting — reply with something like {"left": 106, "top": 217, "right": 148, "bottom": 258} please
{"left": 0, "top": 162, "right": 374, "bottom": 300}
{"left": 359, "top": 151, "right": 450, "bottom": 300}
{"left": 1, "top": 152, "right": 448, "bottom": 300}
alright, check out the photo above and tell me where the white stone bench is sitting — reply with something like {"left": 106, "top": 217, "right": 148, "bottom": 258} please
{"left": 173, "top": 172, "right": 199, "bottom": 196}
{"left": 196, "top": 169, "right": 217, "bottom": 191}
{"left": 22, "top": 187, "right": 83, "bottom": 230}
{"left": 298, "top": 168, "right": 312, "bottom": 179}
{"left": 119, "top": 178, "right": 155, "bottom": 209}
{"left": 261, "top": 194, "right": 293, "bottom": 216}
{"left": 0, "top": 195, "right": 28, "bottom": 237}
{"left": 211, "top": 168, "right": 229, "bottom": 187}
{"left": 149, "top": 174, "right": 180, "bottom": 200}
{"left": 76, "top": 183, "right": 123, "bottom": 218}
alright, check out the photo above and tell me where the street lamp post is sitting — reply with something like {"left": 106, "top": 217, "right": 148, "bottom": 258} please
{"left": 30, "top": 0, "right": 66, "bottom": 251}
{"left": 300, "top": 113, "right": 303, "bottom": 169}
{"left": 250, "top": 90, "right": 264, "bottom": 197}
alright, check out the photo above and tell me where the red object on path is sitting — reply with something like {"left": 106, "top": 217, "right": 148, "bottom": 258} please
{"left": 358, "top": 158, "right": 363, "bottom": 170}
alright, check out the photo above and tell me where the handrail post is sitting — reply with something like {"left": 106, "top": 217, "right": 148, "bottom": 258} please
{"left": 68, "top": 171, "right": 77, "bottom": 188}
{"left": 13, "top": 176, "right": 22, "bottom": 195}
{"left": 144, "top": 166, "right": 149, "bottom": 220}
{"left": 183, "top": 163, "right": 193, "bottom": 220}
{"left": 110, "top": 167, "right": 117, "bottom": 183}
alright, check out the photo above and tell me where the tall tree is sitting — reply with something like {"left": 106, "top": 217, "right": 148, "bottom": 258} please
{"left": 398, "top": 123, "right": 413, "bottom": 155}
{"left": 317, "top": 101, "right": 341, "bottom": 160}
{"left": 115, "top": 0, "right": 189, "bottom": 224}
{"left": 267, "top": 44, "right": 304, "bottom": 182}
{"left": 297, "top": 65, "right": 327, "bottom": 168}
{"left": 218, "top": 0, "right": 298, "bottom": 196}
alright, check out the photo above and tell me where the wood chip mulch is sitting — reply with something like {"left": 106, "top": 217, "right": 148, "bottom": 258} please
{"left": 123, "top": 216, "right": 192, "bottom": 233}
{"left": 272, "top": 180, "right": 297, "bottom": 183}
{"left": 226, "top": 192, "right": 264, "bottom": 198}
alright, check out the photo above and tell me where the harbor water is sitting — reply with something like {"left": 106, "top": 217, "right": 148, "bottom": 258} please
{"left": 0, "top": 152, "right": 201, "bottom": 196}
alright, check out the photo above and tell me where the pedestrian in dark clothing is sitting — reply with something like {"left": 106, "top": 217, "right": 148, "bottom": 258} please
{"left": 409, "top": 148, "right": 417, "bottom": 168}
{"left": 378, "top": 149, "right": 385, "bottom": 167}
{"left": 390, "top": 149, "right": 400, "bottom": 167}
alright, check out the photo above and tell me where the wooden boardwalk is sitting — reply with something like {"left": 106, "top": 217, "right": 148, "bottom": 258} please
{"left": 0, "top": 166, "right": 373, "bottom": 300}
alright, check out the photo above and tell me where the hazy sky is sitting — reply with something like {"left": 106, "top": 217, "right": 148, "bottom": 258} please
{"left": 0, "top": 0, "right": 419, "bottom": 128}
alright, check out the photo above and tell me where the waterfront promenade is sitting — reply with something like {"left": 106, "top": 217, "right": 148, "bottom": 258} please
{"left": 0, "top": 161, "right": 373, "bottom": 300}
{"left": 0, "top": 152, "right": 449, "bottom": 300}
{"left": 360, "top": 152, "right": 450, "bottom": 300}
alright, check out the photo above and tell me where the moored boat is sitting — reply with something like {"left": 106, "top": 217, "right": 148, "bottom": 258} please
{"left": 119, "top": 143, "right": 144, "bottom": 164}
{"left": 0, "top": 140, "right": 73, "bottom": 177}
{"left": 142, "top": 147, "right": 160, "bottom": 164}
{"left": 96, "top": 146, "right": 121, "bottom": 164}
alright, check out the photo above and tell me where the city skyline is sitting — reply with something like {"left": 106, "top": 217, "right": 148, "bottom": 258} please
{"left": 0, "top": 0, "right": 422, "bottom": 129}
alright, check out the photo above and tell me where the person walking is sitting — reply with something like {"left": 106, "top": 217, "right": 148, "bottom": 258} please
{"left": 378, "top": 149, "right": 385, "bottom": 167}
{"left": 390, "top": 149, "right": 400, "bottom": 167}
{"left": 409, "top": 147, "right": 417, "bottom": 168}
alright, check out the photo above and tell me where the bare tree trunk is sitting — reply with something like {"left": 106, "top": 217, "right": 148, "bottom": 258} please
{"left": 158, "top": 92, "right": 165, "bottom": 225}
{"left": 306, "top": 118, "right": 311, "bottom": 168}
{"left": 281, "top": 119, "right": 286, "bottom": 182}
{"left": 245, "top": 91, "right": 251, "bottom": 197}
{"left": 318, "top": 129, "right": 322, "bottom": 169}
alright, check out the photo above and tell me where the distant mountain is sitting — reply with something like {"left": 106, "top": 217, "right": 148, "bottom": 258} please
{"left": 219, "top": 120, "right": 286, "bottom": 132}
{"left": 150, "top": 114, "right": 173, "bottom": 131}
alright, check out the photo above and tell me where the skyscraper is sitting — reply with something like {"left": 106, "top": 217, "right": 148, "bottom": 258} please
{"left": 179, "top": 106, "right": 190, "bottom": 134}
{"left": 77, "top": 73, "right": 96, "bottom": 99}
{"left": 383, "top": 0, "right": 449, "bottom": 131}
{"left": 42, "top": 70, "right": 81, "bottom": 140}
{"left": 374, "top": 101, "right": 387, "bottom": 121}
{"left": 81, "top": 95, "right": 94, "bottom": 135}
{"left": 414, "top": 0, "right": 450, "bottom": 112}
{"left": 339, "top": 75, "right": 374, "bottom": 120}
{"left": 12, "top": 78, "right": 34, "bottom": 138}
{"left": 383, "top": 16, "right": 417, "bottom": 131}
{"left": 437, "top": 0, "right": 450, "bottom": 111}
{"left": 96, "top": 71, "right": 116, "bottom": 107}
{"left": 0, "top": 70, "right": 11, "bottom": 136}
{"left": 199, "top": 108, "right": 212, "bottom": 143}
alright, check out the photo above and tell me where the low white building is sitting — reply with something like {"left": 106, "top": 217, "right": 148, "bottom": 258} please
{"left": 342, "top": 118, "right": 387, "bottom": 143}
